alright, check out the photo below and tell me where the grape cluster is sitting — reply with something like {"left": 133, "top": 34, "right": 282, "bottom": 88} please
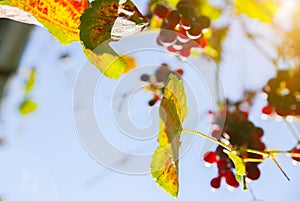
{"left": 262, "top": 69, "right": 300, "bottom": 116}
{"left": 204, "top": 109, "right": 266, "bottom": 189}
{"left": 153, "top": 1, "right": 210, "bottom": 57}
{"left": 140, "top": 63, "right": 183, "bottom": 106}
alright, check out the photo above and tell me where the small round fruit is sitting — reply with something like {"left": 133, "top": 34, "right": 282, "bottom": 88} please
{"left": 153, "top": 4, "right": 169, "bottom": 19}
{"left": 210, "top": 177, "right": 221, "bottom": 189}
{"left": 196, "top": 15, "right": 211, "bottom": 28}
{"left": 140, "top": 74, "right": 150, "bottom": 81}
{"left": 204, "top": 151, "right": 218, "bottom": 163}
{"left": 167, "top": 10, "right": 180, "bottom": 28}
{"left": 187, "top": 23, "right": 203, "bottom": 39}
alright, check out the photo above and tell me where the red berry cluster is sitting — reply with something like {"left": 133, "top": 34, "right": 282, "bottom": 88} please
{"left": 153, "top": 1, "right": 210, "bottom": 57}
{"left": 140, "top": 63, "right": 184, "bottom": 106}
{"left": 204, "top": 109, "right": 266, "bottom": 189}
{"left": 262, "top": 69, "right": 300, "bottom": 116}
{"left": 292, "top": 145, "right": 300, "bottom": 163}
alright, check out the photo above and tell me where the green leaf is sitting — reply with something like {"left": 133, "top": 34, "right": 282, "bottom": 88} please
{"left": 151, "top": 74, "right": 188, "bottom": 198}
{"left": 24, "top": 68, "right": 35, "bottom": 93}
{"left": 80, "top": 0, "right": 148, "bottom": 51}
{"left": 19, "top": 99, "right": 37, "bottom": 115}
{"left": 0, "top": 0, "right": 89, "bottom": 44}
{"left": 235, "top": 0, "right": 278, "bottom": 22}
{"left": 228, "top": 151, "right": 247, "bottom": 190}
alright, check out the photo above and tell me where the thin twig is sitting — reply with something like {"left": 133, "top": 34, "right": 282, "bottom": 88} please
{"left": 182, "top": 129, "right": 232, "bottom": 151}
{"left": 270, "top": 154, "right": 290, "bottom": 181}
{"left": 283, "top": 119, "right": 300, "bottom": 142}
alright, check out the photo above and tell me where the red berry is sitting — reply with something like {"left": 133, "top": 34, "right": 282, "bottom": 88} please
{"left": 262, "top": 105, "right": 274, "bottom": 115}
{"left": 180, "top": 16, "right": 193, "bottom": 30}
{"left": 225, "top": 171, "right": 239, "bottom": 188}
{"left": 246, "top": 164, "right": 261, "bottom": 180}
{"left": 167, "top": 45, "right": 178, "bottom": 53}
{"left": 158, "top": 29, "right": 177, "bottom": 46}
{"left": 179, "top": 45, "right": 191, "bottom": 57}
{"left": 187, "top": 23, "right": 203, "bottom": 39}
{"left": 210, "top": 177, "right": 221, "bottom": 189}
{"left": 292, "top": 148, "right": 300, "bottom": 162}
{"left": 176, "top": 68, "right": 184, "bottom": 76}
{"left": 167, "top": 10, "right": 180, "bottom": 28}
{"left": 204, "top": 151, "right": 218, "bottom": 163}
{"left": 153, "top": 4, "right": 169, "bottom": 19}
{"left": 196, "top": 15, "right": 211, "bottom": 29}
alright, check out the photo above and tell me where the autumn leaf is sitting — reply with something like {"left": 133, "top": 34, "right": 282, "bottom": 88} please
{"left": 24, "top": 68, "right": 35, "bottom": 93}
{"left": 0, "top": 0, "right": 89, "bottom": 44}
{"left": 151, "top": 74, "right": 188, "bottom": 197}
{"left": 83, "top": 45, "right": 126, "bottom": 79}
{"left": 19, "top": 99, "right": 37, "bottom": 115}
{"left": 79, "top": 0, "right": 148, "bottom": 51}
{"left": 235, "top": 0, "right": 278, "bottom": 22}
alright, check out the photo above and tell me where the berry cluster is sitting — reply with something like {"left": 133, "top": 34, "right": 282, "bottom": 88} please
{"left": 262, "top": 69, "right": 300, "bottom": 116}
{"left": 140, "top": 63, "right": 183, "bottom": 106}
{"left": 204, "top": 109, "right": 266, "bottom": 189}
{"left": 153, "top": 1, "right": 210, "bottom": 57}
{"left": 292, "top": 145, "right": 300, "bottom": 163}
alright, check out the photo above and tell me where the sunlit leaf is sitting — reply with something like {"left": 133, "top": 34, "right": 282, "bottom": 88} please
{"left": 228, "top": 151, "right": 247, "bottom": 190}
{"left": 0, "top": 0, "right": 89, "bottom": 44}
{"left": 19, "top": 99, "right": 37, "bottom": 115}
{"left": 84, "top": 45, "right": 126, "bottom": 79}
{"left": 80, "top": 0, "right": 148, "bottom": 51}
{"left": 24, "top": 68, "right": 35, "bottom": 93}
{"left": 235, "top": 0, "right": 278, "bottom": 22}
{"left": 151, "top": 74, "right": 188, "bottom": 198}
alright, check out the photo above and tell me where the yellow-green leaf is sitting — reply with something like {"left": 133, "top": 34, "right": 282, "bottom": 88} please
{"left": 24, "top": 68, "right": 35, "bottom": 93}
{"left": 84, "top": 47, "right": 126, "bottom": 79}
{"left": 0, "top": 0, "right": 89, "bottom": 44}
{"left": 151, "top": 74, "right": 188, "bottom": 198}
{"left": 19, "top": 99, "right": 37, "bottom": 115}
{"left": 228, "top": 151, "right": 247, "bottom": 190}
{"left": 235, "top": 0, "right": 278, "bottom": 22}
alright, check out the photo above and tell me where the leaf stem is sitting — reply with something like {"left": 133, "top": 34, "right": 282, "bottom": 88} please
{"left": 182, "top": 129, "right": 232, "bottom": 151}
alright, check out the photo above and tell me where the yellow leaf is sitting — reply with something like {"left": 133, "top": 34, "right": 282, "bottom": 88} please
{"left": 84, "top": 48, "right": 126, "bottom": 79}
{"left": 24, "top": 68, "right": 35, "bottom": 93}
{"left": 151, "top": 74, "right": 188, "bottom": 198}
{"left": 228, "top": 151, "right": 247, "bottom": 190}
{"left": 0, "top": 0, "right": 89, "bottom": 44}
{"left": 235, "top": 0, "right": 278, "bottom": 22}
{"left": 19, "top": 99, "right": 37, "bottom": 115}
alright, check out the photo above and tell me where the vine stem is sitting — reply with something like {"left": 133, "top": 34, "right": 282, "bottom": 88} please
{"left": 182, "top": 129, "right": 300, "bottom": 158}
{"left": 182, "top": 129, "right": 232, "bottom": 151}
